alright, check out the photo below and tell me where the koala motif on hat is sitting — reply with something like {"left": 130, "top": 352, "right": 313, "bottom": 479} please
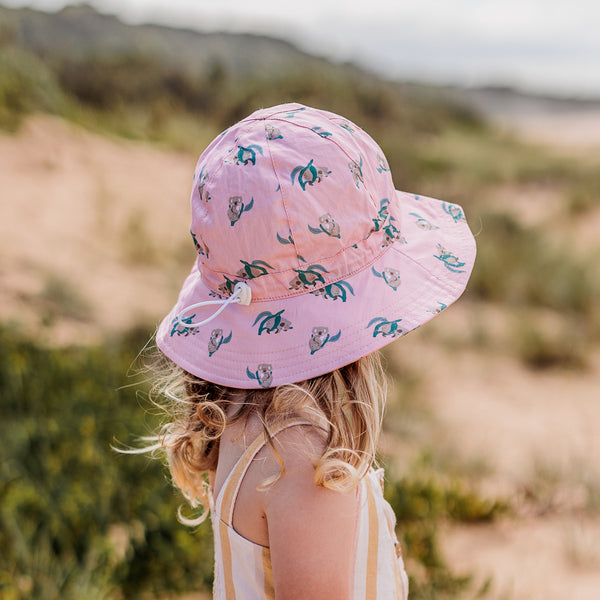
{"left": 190, "top": 230, "right": 209, "bottom": 259}
{"left": 197, "top": 166, "right": 210, "bottom": 202}
{"left": 434, "top": 244, "right": 466, "bottom": 273}
{"left": 217, "top": 275, "right": 241, "bottom": 298}
{"left": 208, "top": 329, "right": 232, "bottom": 357}
{"left": 369, "top": 199, "right": 406, "bottom": 247}
{"left": 265, "top": 124, "right": 283, "bottom": 140}
{"left": 338, "top": 121, "right": 355, "bottom": 134}
{"left": 371, "top": 266, "right": 401, "bottom": 290}
{"left": 443, "top": 202, "right": 466, "bottom": 223}
{"left": 427, "top": 302, "right": 448, "bottom": 315}
{"left": 246, "top": 364, "right": 273, "bottom": 388}
{"left": 372, "top": 198, "right": 390, "bottom": 232}
{"left": 376, "top": 153, "right": 390, "bottom": 173}
{"left": 289, "top": 264, "right": 328, "bottom": 290}
{"left": 366, "top": 317, "right": 408, "bottom": 339}
{"left": 252, "top": 309, "right": 293, "bottom": 335}
{"left": 291, "top": 159, "right": 331, "bottom": 191}
{"left": 283, "top": 107, "right": 307, "bottom": 118}
{"left": 410, "top": 212, "right": 439, "bottom": 231}
{"left": 382, "top": 218, "right": 404, "bottom": 247}
{"left": 311, "top": 280, "right": 355, "bottom": 302}
{"left": 170, "top": 315, "right": 199, "bottom": 338}
{"left": 311, "top": 126, "right": 332, "bottom": 138}
{"left": 227, "top": 144, "right": 263, "bottom": 166}
{"left": 227, "top": 196, "right": 254, "bottom": 226}
{"left": 348, "top": 156, "right": 363, "bottom": 188}
{"left": 308, "top": 326, "right": 342, "bottom": 355}
{"left": 236, "top": 259, "right": 273, "bottom": 279}
{"left": 308, "top": 213, "right": 341, "bottom": 238}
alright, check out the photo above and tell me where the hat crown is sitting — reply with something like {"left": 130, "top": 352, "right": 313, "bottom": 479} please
{"left": 189, "top": 103, "right": 399, "bottom": 300}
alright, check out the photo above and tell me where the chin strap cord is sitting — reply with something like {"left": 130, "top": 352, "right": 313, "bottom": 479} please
{"left": 175, "top": 282, "right": 252, "bottom": 328}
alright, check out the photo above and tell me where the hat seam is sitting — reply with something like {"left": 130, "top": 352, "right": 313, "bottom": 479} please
{"left": 196, "top": 115, "right": 384, "bottom": 293}
{"left": 267, "top": 115, "right": 385, "bottom": 220}
{"left": 264, "top": 124, "right": 302, "bottom": 273}
{"left": 198, "top": 234, "right": 401, "bottom": 303}
{"left": 161, "top": 250, "right": 469, "bottom": 362}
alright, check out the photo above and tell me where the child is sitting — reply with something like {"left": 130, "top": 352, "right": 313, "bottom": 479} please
{"left": 146, "top": 103, "right": 476, "bottom": 599}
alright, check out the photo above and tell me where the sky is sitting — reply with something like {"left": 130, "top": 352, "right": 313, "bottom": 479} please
{"left": 3, "top": 0, "right": 600, "bottom": 97}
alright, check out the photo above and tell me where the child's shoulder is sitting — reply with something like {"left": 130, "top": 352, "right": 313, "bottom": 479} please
{"left": 267, "top": 419, "right": 327, "bottom": 460}
{"left": 239, "top": 416, "right": 328, "bottom": 481}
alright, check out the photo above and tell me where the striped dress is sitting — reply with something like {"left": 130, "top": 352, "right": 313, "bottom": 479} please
{"left": 209, "top": 421, "right": 409, "bottom": 599}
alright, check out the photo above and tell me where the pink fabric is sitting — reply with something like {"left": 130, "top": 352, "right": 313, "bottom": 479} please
{"left": 157, "top": 103, "right": 476, "bottom": 388}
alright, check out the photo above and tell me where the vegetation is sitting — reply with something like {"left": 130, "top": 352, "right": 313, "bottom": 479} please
{"left": 0, "top": 325, "right": 215, "bottom": 599}
{"left": 0, "top": 324, "right": 505, "bottom": 599}
{"left": 0, "top": 45, "right": 68, "bottom": 130}
{"left": 386, "top": 458, "right": 507, "bottom": 599}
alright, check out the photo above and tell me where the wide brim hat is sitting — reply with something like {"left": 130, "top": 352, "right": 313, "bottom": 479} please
{"left": 157, "top": 103, "right": 476, "bottom": 389}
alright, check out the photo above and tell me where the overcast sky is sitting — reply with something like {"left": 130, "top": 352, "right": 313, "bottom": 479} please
{"left": 3, "top": 0, "right": 600, "bottom": 97}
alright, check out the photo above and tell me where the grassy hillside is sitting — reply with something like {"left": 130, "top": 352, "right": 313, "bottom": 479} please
{"left": 0, "top": 3, "right": 326, "bottom": 75}
{"left": 0, "top": 4, "right": 480, "bottom": 143}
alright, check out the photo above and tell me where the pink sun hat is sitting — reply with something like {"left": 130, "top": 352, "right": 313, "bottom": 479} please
{"left": 156, "top": 103, "right": 476, "bottom": 389}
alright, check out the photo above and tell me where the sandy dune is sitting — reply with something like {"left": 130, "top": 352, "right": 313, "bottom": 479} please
{"left": 404, "top": 334, "right": 600, "bottom": 599}
{"left": 0, "top": 116, "right": 199, "bottom": 343}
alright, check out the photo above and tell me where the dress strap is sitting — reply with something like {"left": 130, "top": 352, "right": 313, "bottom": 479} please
{"left": 219, "top": 419, "right": 314, "bottom": 526}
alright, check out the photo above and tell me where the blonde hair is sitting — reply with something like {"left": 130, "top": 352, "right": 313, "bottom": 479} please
{"left": 142, "top": 351, "right": 386, "bottom": 525}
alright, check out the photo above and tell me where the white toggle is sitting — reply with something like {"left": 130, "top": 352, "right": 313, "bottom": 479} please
{"left": 234, "top": 281, "right": 252, "bottom": 306}
{"left": 175, "top": 282, "right": 252, "bottom": 328}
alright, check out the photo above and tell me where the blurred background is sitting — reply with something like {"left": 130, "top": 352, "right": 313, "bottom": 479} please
{"left": 1, "top": 2, "right": 599, "bottom": 599}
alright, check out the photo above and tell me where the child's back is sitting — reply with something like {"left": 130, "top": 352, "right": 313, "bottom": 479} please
{"left": 211, "top": 413, "right": 408, "bottom": 599}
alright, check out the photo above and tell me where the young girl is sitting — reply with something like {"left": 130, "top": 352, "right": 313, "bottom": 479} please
{"left": 146, "top": 103, "right": 476, "bottom": 599}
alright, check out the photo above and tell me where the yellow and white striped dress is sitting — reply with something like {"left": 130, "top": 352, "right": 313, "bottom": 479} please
{"left": 209, "top": 421, "right": 409, "bottom": 599}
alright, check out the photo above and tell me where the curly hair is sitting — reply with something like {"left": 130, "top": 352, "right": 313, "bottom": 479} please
{"left": 136, "top": 349, "right": 387, "bottom": 525}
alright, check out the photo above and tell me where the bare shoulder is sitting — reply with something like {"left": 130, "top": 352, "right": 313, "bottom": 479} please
{"left": 259, "top": 423, "right": 359, "bottom": 600}
{"left": 259, "top": 421, "right": 355, "bottom": 513}
{"left": 265, "top": 422, "right": 327, "bottom": 468}
{"left": 241, "top": 422, "right": 328, "bottom": 507}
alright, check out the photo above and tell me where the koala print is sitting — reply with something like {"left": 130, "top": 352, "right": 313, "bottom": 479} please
{"left": 308, "top": 326, "right": 341, "bottom": 354}
{"left": 257, "top": 363, "right": 273, "bottom": 388}
{"left": 265, "top": 124, "right": 283, "bottom": 140}
{"left": 227, "top": 196, "right": 254, "bottom": 226}
{"left": 208, "top": 328, "right": 232, "bottom": 357}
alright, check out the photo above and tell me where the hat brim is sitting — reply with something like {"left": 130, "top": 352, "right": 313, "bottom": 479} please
{"left": 157, "top": 190, "right": 476, "bottom": 388}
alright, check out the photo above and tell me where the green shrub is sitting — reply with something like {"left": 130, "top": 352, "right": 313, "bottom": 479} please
{"left": 34, "top": 272, "right": 93, "bottom": 324}
{"left": 470, "top": 211, "right": 600, "bottom": 320}
{"left": 120, "top": 212, "right": 159, "bottom": 266}
{"left": 0, "top": 325, "right": 214, "bottom": 599}
{"left": 512, "top": 313, "right": 589, "bottom": 370}
{"left": 567, "top": 171, "right": 600, "bottom": 215}
{"left": 384, "top": 455, "right": 507, "bottom": 599}
{"left": 0, "top": 47, "right": 67, "bottom": 130}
